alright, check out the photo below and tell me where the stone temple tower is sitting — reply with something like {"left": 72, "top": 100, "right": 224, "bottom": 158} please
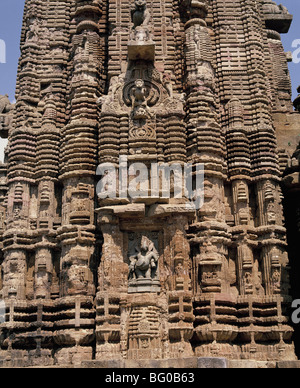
{"left": 0, "top": 0, "right": 299, "bottom": 367}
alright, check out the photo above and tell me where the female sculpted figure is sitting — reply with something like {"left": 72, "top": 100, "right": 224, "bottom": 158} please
{"left": 129, "top": 236, "right": 159, "bottom": 279}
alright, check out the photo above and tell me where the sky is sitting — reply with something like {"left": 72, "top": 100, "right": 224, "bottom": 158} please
{"left": 0, "top": 0, "right": 24, "bottom": 162}
{"left": 281, "top": 0, "right": 300, "bottom": 100}
{"left": 0, "top": 0, "right": 299, "bottom": 162}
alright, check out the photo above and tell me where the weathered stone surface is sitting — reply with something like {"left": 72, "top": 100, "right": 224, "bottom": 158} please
{"left": 0, "top": 0, "right": 299, "bottom": 368}
{"left": 197, "top": 358, "right": 228, "bottom": 369}
{"left": 228, "top": 360, "right": 277, "bottom": 369}
{"left": 81, "top": 357, "right": 227, "bottom": 369}
{"left": 277, "top": 361, "right": 300, "bottom": 369}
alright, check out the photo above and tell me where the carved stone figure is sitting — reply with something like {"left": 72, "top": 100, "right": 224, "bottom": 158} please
{"left": 130, "top": 79, "right": 151, "bottom": 119}
{"left": 131, "top": 0, "right": 151, "bottom": 28}
{"left": 162, "top": 73, "right": 174, "bottom": 99}
{"left": 262, "top": 0, "right": 289, "bottom": 15}
{"left": 127, "top": 234, "right": 160, "bottom": 294}
{"left": 0, "top": 95, "right": 15, "bottom": 137}
{"left": 0, "top": 95, "right": 12, "bottom": 114}
{"left": 128, "top": 235, "right": 158, "bottom": 280}
{"left": 128, "top": 0, "right": 155, "bottom": 61}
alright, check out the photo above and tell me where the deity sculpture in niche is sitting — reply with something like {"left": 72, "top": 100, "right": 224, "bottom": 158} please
{"left": 198, "top": 241, "right": 222, "bottom": 293}
{"left": 264, "top": 182, "right": 276, "bottom": 224}
{"left": 129, "top": 235, "right": 158, "bottom": 279}
{"left": 270, "top": 247, "right": 281, "bottom": 294}
{"left": 244, "top": 271, "right": 253, "bottom": 294}
{"left": 130, "top": 79, "right": 152, "bottom": 120}
{"left": 200, "top": 264, "right": 222, "bottom": 293}
{"left": 272, "top": 269, "right": 281, "bottom": 293}
{"left": 128, "top": 234, "right": 160, "bottom": 293}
